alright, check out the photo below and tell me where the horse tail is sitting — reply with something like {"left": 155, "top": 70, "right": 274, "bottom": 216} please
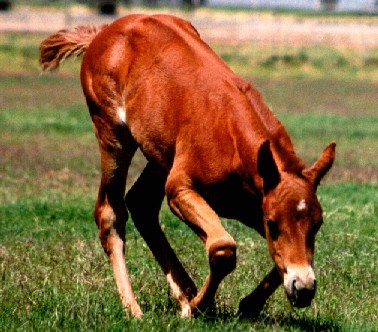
{"left": 39, "top": 25, "right": 107, "bottom": 72}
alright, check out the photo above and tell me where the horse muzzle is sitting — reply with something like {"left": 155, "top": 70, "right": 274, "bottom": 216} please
{"left": 283, "top": 265, "right": 317, "bottom": 308}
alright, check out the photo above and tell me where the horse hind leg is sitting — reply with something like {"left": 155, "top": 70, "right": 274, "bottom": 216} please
{"left": 92, "top": 117, "right": 142, "bottom": 317}
{"left": 125, "top": 162, "right": 198, "bottom": 317}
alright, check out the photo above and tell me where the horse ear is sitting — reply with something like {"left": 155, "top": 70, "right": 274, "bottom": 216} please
{"left": 257, "top": 140, "right": 280, "bottom": 194}
{"left": 303, "top": 141, "right": 336, "bottom": 189}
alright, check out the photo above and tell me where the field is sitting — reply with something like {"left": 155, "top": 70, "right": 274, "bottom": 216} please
{"left": 1, "top": 25, "right": 378, "bottom": 332}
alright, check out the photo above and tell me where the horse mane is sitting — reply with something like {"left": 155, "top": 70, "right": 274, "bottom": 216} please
{"left": 239, "top": 79, "right": 306, "bottom": 174}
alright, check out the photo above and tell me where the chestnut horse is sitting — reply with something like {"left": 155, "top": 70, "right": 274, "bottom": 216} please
{"left": 40, "top": 14, "right": 335, "bottom": 318}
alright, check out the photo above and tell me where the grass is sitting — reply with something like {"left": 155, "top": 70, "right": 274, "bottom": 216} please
{"left": 1, "top": 31, "right": 377, "bottom": 331}
{"left": 1, "top": 185, "right": 377, "bottom": 331}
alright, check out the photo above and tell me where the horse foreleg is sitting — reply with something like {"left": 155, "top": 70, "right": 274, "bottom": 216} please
{"left": 166, "top": 170, "right": 237, "bottom": 315}
{"left": 238, "top": 266, "right": 281, "bottom": 318}
{"left": 125, "top": 163, "right": 197, "bottom": 317}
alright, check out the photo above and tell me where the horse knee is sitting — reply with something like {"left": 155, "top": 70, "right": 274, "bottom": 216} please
{"left": 208, "top": 236, "right": 237, "bottom": 277}
{"left": 94, "top": 199, "right": 127, "bottom": 255}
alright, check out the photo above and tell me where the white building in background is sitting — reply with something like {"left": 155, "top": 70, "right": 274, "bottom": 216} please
{"left": 206, "top": 0, "right": 378, "bottom": 11}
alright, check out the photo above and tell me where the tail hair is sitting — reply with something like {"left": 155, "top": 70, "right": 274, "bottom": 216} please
{"left": 39, "top": 25, "right": 106, "bottom": 72}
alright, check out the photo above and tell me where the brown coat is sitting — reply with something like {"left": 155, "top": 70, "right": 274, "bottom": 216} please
{"left": 40, "top": 14, "right": 335, "bottom": 318}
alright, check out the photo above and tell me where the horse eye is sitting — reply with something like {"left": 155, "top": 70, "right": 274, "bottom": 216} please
{"left": 267, "top": 219, "right": 280, "bottom": 240}
{"left": 312, "top": 219, "right": 323, "bottom": 235}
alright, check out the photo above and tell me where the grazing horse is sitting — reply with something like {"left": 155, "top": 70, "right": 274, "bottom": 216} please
{"left": 40, "top": 14, "right": 335, "bottom": 318}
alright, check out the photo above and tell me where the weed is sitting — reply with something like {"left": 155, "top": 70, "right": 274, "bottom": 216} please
{"left": 364, "top": 56, "right": 378, "bottom": 67}
{"left": 260, "top": 50, "right": 310, "bottom": 67}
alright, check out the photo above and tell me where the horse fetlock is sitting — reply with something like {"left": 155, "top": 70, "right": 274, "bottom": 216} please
{"left": 180, "top": 303, "right": 192, "bottom": 318}
{"left": 129, "top": 303, "right": 143, "bottom": 319}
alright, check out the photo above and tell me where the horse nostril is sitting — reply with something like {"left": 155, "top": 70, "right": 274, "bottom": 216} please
{"left": 290, "top": 279, "right": 316, "bottom": 308}
{"left": 291, "top": 279, "right": 297, "bottom": 292}
{"left": 312, "top": 279, "right": 317, "bottom": 292}
{"left": 285, "top": 269, "right": 317, "bottom": 308}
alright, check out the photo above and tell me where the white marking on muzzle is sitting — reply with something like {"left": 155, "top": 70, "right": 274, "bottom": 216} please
{"left": 284, "top": 265, "right": 315, "bottom": 293}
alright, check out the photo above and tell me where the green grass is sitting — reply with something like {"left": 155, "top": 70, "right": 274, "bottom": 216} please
{"left": 0, "top": 32, "right": 81, "bottom": 76}
{"left": 1, "top": 185, "right": 377, "bottom": 331}
{"left": 1, "top": 32, "right": 377, "bottom": 331}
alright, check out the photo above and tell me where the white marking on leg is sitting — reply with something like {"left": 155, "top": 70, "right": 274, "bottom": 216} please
{"left": 110, "top": 234, "right": 143, "bottom": 318}
{"left": 297, "top": 199, "right": 307, "bottom": 212}
{"left": 181, "top": 304, "right": 191, "bottom": 318}
{"left": 166, "top": 273, "right": 191, "bottom": 317}
{"left": 117, "top": 106, "right": 126, "bottom": 124}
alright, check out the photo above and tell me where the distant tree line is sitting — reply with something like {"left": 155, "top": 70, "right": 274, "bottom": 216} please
{"left": 0, "top": 0, "right": 11, "bottom": 10}
{"left": 95, "top": 0, "right": 207, "bottom": 15}
{"left": 0, "top": 1, "right": 207, "bottom": 13}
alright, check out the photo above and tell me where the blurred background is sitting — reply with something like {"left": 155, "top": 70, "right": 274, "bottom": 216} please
{"left": 1, "top": 0, "right": 377, "bottom": 183}
{"left": 1, "top": 0, "right": 378, "bottom": 39}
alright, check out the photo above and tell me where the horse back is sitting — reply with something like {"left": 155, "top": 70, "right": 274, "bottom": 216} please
{"left": 80, "top": 14, "right": 300, "bottom": 179}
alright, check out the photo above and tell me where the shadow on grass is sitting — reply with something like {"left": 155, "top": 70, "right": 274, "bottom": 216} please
{"left": 265, "top": 315, "right": 342, "bottom": 332}
{"left": 199, "top": 309, "right": 342, "bottom": 331}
